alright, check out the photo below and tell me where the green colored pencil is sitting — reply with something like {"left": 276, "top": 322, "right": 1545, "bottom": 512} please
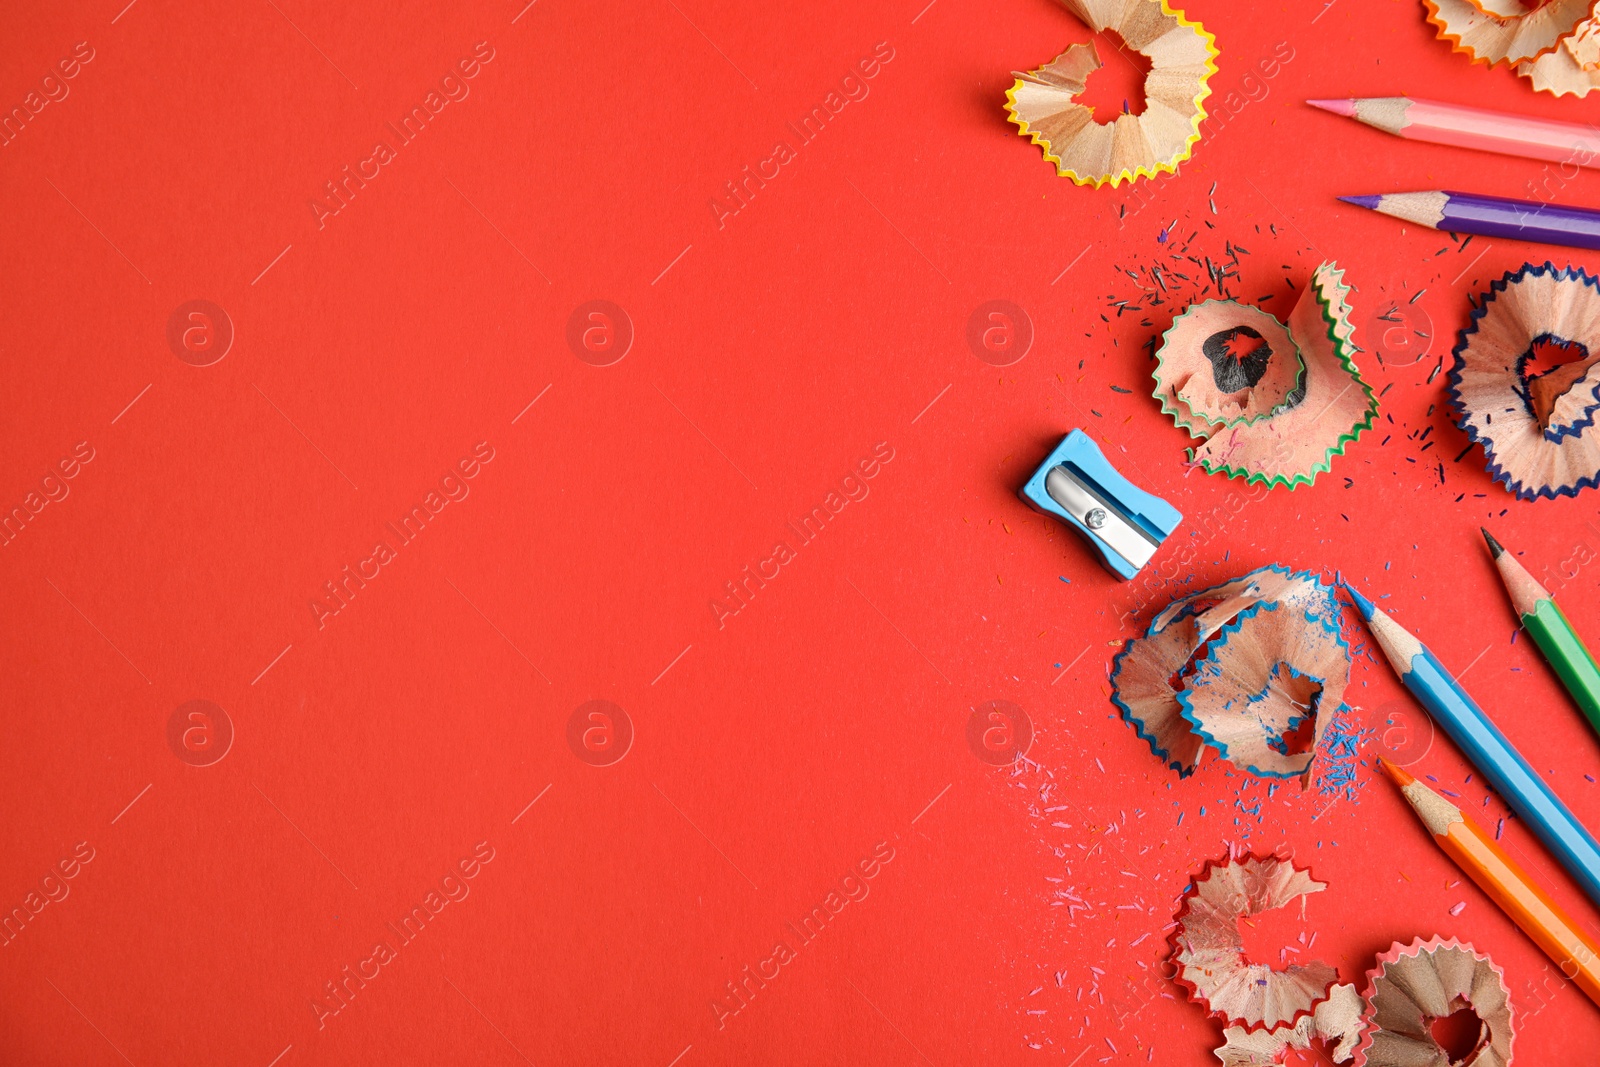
{"left": 1347, "top": 582, "right": 1600, "bottom": 910}
{"left": 1484, "top": 528, "right": 1600, "bottom": 738}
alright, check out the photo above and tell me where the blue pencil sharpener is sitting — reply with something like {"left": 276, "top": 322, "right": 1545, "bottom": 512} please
{"left": 1020, "top": 429, "right": 1182, "bottom": 581}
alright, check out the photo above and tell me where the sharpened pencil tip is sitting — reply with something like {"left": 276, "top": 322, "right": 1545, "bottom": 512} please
{"left": 1377, "top": 757, "right": 1415, "bottom": 788}
{"left": 1338, "top": 195, "right": 1382, "bottom": 211}
{"left": 1307, "top": 98, "right": 1356, "bottom": 117}
{"left": 1342, "top": 582, "right": 1376, "bottom": 621}
{"left": 1481, "top": 526, "right": 1505, "bottom": 559}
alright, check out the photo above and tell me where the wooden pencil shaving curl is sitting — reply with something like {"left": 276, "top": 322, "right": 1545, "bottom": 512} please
{"left": 1171, "top": 852, "right": 1340, "bottom": 1033}
{"left": 1153, "top": 262, "right": 1377, "bottom": 489}
{"left": 1424, "top": 0, "right": 1598, "bottom": 68}
{"left": 1448, "top": 263, "right": 1600, "bottom": 500}
{"left": 1157, "top": 302, "right": 1304, "bottom": 432}
{"left": 1110, "top": 565, "right": 1351, "bottom": 782}
{"left": 1004, "top": 0, "right": 1218, "bottom": 187}
{"left": 1519, "top": 15, "right": 1600, "bottom": 95}
{"left": 1216, "top": 983, "right": 1364, "bottom": 1066}
{"left": 1353, "top": 936, "right": 1514, "bottom": 1067}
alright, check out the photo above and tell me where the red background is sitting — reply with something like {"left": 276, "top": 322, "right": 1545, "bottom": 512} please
{"left": 6, "top": 0, "right": 1600, "bottom": 1063}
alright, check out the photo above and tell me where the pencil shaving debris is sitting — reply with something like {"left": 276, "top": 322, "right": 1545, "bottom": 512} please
{"left": 1171, "top": 852, "right": 1339, "bottom": 1033}
{"left": 1111, "top": 565, "right": 1351, "bottom": 781}
{"left": 1424, "top": 0, "right": 1598, "bottom": 68}
{"left": 1354, "top": 936, "right": 1514, "bottom": 1067}
{"left": 1154, "top": 262, "right": 1377, "bottom": 488}
{"left": 1447, "top": 263, "right": 1600, "bottom": 500}
{"left": 1215, "top": 983, "right": 1364, "bottom": 1066}
{"left": 1004, "top": 0, "right": 1217, "bottom": 187}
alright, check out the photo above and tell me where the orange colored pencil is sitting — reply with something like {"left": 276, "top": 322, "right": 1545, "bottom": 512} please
{"left": 1380, "top": 758, "right": 1600, "bottom": 1009}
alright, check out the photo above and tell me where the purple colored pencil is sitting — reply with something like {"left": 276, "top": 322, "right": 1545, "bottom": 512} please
{"left": 1339, "top": 190, "right": 1600, "bottom": 251}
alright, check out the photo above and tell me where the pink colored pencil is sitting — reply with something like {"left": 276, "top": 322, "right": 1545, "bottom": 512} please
{"left": 1309, "top": 96, "right": 1600, "bottom": 168}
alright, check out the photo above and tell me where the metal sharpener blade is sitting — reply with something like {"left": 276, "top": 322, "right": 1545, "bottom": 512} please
{"left": 1019, "top": 429, "right": 1182, "bottom": 581}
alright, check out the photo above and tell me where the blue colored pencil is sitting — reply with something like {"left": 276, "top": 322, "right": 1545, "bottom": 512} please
{"left": 1347, "top": 583, "right": 1600, "bottom": 910}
